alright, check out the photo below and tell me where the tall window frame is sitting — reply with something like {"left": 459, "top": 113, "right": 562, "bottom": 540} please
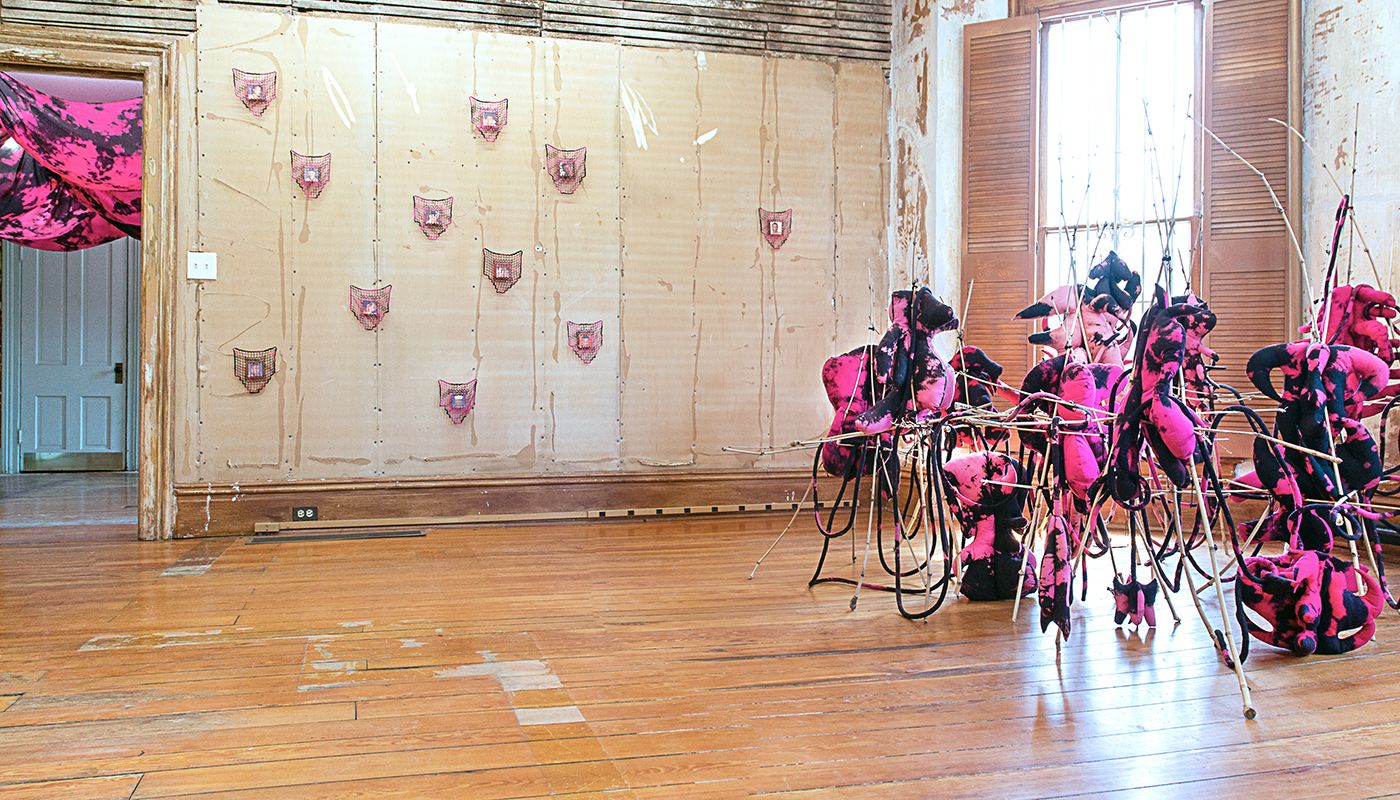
{"left": 1035, "top": 0, "right": 1205, "bottom": 316}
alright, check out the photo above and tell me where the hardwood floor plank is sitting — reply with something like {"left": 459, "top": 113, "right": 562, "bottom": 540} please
{"left": 4, "top": 472, "right": 1400, "bottom": 798}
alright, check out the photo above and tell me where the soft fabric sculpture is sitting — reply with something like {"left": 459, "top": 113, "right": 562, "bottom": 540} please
{"left": 1246, "top": 341, "right": 1388, "bottom": 500}
{"left": 943, "top": 451, "right": 1035, "bottom": 601}
{"left": 1237, "top": 548, "right": 1383, "bottom": 656}
{"left": 1173, "top": 291, "right": 1219, "bottom": 410}
{"left": 853, "top": 288, "right": 959, "bottom": 435}
{"left": 1108, "top": 288, "right": 1206, "bottom": 500}
{"left": 1016, "top": 251, "right": 1139, "bottom": 366}
{"left": 820, "top": 346, "right": 875, "bottom": 477}
{"left": 1110, "top": 577, "right": 1158, "bottom": 628}
{"left": 1038, "top": 496, "right": 1074, "bottom": 637}
{"left": 950, "top": 346, "right": 1011, "bottom": 449}
{"left": 0, "top": 72, "right": 142, "bottom": 245}
{"left": 1018, "top": 354, "right": 1123, "bottom": 496}
{"left": 1301, "top": 284, "right": 1400, "bottom": 366}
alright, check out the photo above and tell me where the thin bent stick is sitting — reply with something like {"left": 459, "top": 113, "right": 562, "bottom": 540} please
{"left": 748, "top": 480, "right": 814, "bottom": 580}
{"left": 1187, "top": 460, "right": 1255, "bottom": 718}
{"left": 1268, "top": 118, "right": 1381, "bottom": 286}
{"left": 1193, "top": 117, "right": 1318, "bottom": 336}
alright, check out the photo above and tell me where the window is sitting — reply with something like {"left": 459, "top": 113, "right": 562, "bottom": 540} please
{"left": 1040, "top": 1, "right": 1199, "bottom": 316}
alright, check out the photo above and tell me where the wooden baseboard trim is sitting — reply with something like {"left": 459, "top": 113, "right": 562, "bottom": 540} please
{"left": 173, "top": 468, "right": 838, "bottom": 537}
{"left": 250, "top": 499, "right": 850, "bottom": 535}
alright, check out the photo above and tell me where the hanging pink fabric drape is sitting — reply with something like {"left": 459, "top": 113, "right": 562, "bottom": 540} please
{"left": 0, "top": 72, "right": 141, "bottom": 250}
{"left": 0, "top": 137, "right": 126, "bottom": 250}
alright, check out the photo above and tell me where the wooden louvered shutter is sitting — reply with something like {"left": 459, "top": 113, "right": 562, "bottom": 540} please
{"left": 961, "top": 16, "right": 1039, "bottom": 387}
{"left": 1201, "top": 0, "right": 1300, "bottom": 397}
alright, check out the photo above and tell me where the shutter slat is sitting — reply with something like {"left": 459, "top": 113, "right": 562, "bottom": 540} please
{"left": 961, "top": 16, "right": 1038, "bottom": 386}
{"left": 1202, "top": 0, "right": 1297, "bottom": 432}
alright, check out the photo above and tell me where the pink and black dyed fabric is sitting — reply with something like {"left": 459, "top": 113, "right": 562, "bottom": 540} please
{"left": 1237, "top": 549, "right": 1383, "bottom": 656}
{"left": 0, "top": 73, "right": 141, "bottom": 249}
{"left": 1110, "top": 577, "right": 1157, "bottom": 628}
{"left": 853, "top": 288, "right": 959, "bottom": 435}
{"left": 0, "top": 139, "right": 125, "bottom": 250}
{"left": 1108, "top": 288, "right": 1207, "bottom": 501}
{"left": 1246, "top": 341, "right": 1388, "bottom": 501}
{"left": 943, "top": 451, "right": 1035, "bottom": 601}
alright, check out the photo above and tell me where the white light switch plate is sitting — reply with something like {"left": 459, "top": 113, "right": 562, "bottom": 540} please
{"left": 187, "top": 251, "right": 217, "bottom": 280}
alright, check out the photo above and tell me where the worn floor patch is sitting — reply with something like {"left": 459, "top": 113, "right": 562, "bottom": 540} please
{"left": 161, "top": 538, "right": 237, "bottom": 577}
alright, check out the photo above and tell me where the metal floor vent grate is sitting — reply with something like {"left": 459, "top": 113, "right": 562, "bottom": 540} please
{"left": 248, "top": 529, "right": 426, "bottom": 544}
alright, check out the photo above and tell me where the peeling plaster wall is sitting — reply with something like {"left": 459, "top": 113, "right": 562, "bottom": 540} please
{"left": 1302, "top": 0, "right": 1400, "bottom": 297}
{"left": 889, "top": 0, "right": 1007, "bottom": 307}
{"left": 177, "top": 5, "right": 888, "bottom": 485}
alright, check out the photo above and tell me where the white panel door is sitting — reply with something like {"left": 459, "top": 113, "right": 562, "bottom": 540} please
{"left": 17, "top": 239, "right": 132, "bottom": 469}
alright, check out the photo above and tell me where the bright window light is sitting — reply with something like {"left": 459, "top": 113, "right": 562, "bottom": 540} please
{"left": 1041, "top": 1, "right": 1199, "bottom": 317}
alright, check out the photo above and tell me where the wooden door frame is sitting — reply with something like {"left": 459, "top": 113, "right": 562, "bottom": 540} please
{"left": 0, "top": 27, "right": 181, "bottom": 540}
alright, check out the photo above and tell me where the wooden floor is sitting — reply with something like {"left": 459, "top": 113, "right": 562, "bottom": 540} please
{"left": 4, "top": 473, "right": 1400, "bottom": 798}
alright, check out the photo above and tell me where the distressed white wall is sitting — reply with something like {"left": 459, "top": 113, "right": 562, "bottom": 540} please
{"left": 1302, "top": 0, "right": 1400, "bottom": 298}
{"left": 889, "top": 0, "right": 1008, "bottom": 308}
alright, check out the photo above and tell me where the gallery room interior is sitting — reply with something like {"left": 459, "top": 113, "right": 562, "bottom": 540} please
{"left": 0, "top": 0, "right": 1398, "bottom": 795}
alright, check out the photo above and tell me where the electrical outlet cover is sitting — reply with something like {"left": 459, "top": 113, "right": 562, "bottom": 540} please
{"left": 187, "top": 252, "right": 217, "bottom": 280}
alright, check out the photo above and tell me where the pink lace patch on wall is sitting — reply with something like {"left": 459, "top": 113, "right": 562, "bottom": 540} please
{"left": 349, "top": 284, "right": 391, "bottom": 330}
{"left": 567, "top": 320, "right": 603, "bottom": 364}
{"left": 545, "top": 145, "right": 587, "bottom": 194}
{"left": 291, "top": 150, "right": 331, "bottom": 199}
{"left": 438, "top": 378, "right": 478, "bottom": 424}
{"left": 413, "top": 195, "right": 452, "bottom": 240}
{"left": 470, "top": 97, "right": 508, "bottom": 142}
{"left": 759, "top": 208, "right": 792, "bottom": 249}
{"left": 234, "top": 347, "right": 277, "bottom": 394}
{"left": 232, "top": 69, "right": 277, "bottom": 117}
{"left": 483, "top": 248, "right": 523, "bottom": 294}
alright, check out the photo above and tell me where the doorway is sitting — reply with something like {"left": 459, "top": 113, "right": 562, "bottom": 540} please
{"left": 0, "top": 68, "right": 144, "bottom": 475}
{"left": 2, "top": 238, "right": 140, "bottom": 472}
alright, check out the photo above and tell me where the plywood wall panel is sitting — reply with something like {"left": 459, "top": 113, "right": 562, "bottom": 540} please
{"left": 463, "top": 33, "right": 548, "bottom": 470}
{"left": 374, "top": 23, "right": 479, "bottom": 476}
{"left": 765, "top": 57, "right": 838, "bottom": 467}
{"left": 193, "top": 6, "right": 301, "bottom": 483}
{"left": 618, "top": 48, "right": 700, "bottom": 467}
{"left": 536, "top": 38, "right": 623, "bottom": 467}
{"left": 178, "top": 6, "right": 889, "bottom": 490}
{"left": 692, "top": 52, "right": 767, "bottom": 468}
{"left": 832, "top": 62, "right": 888, "bottom": 353}
{"left": 285, "top": 15, "right": 380, "bottom": 479}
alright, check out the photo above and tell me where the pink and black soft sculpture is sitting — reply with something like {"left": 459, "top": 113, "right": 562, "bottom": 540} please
{"left": 1108, "top": 288, "right": 1207, "bottom": 502}
{"left": 853, "top": 288, "right": 959, "bottom": 435}
{"left": 943, "top": 451, "right": 1035, "bottom": 601}
{"left": 1173, "top": 292, "right": 1219, "bottom": 410}
{"left": 1110, "top": 577, "right": 1158, "bottom": 628}
{"left": 1018, "top": 354, "right": 1123, "bottom": 498}
{"left": 1038, "top": 497, "right": 1075, "bottom": 638}
{"left": 1300, "top": 284, "right": 1400, "bottom": 405}
{"left": 1237, "top": 548, "right": 1382, "bottom": 656}
{"left": 1016, "top": 252, "right": 1139, "bottom": 366}
{"left": 820, "top": 345, "right": 880, "bottom": 478}
{"left": 1246, "top": 341, "right": 1388, "bottom": 501}
{"left": 950, "top": 346, "right": 1012, "bottom": 449}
